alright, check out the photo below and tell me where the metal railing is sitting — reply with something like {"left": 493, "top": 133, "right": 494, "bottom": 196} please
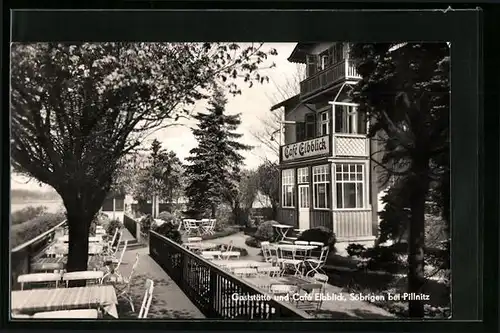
{"left": 149, "top": 231, "right": 312, "bottom": 319}
{"left": 11, "top": 219, "right": 67, "bottom": 290}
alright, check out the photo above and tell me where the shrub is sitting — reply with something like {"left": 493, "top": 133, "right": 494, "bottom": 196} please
{"left": 346, "top": 243, "right": 367, "bottom": 257}
{"left": 140, "top": 214, "right": 155, "bottom": 233}
{"left": 89, "top": 212, "right": 109, "bottom": 236}
{"left": 358, "top": 246, "right": 402, "bottom": 274}
{"left": 157, "top": 211, "right": 179, "bottom": 225}
{"left": 11, "top": 212, "right": 66, "bottom": 249}
{"left": 11, "top": 206, "right": 48, "bottom": 225}
{"left": 214, "top": 203, "right": 233, "bottom": 231}
{"left": 153, "top": 222, "right": 183, "bottom": 244}
{"left": 253, "top": 220, "right": 276, "bottom": 241}
{"left": 244, "top": 236, "right": 261, "bottom": 248}
{"left": 105, "top": 219, "right": 122, "bottom": 237}
{"left": 297, "top": 226, "right": 336, "bottom": 251}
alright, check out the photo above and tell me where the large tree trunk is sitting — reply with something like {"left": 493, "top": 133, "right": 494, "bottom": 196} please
{"left": 407, "top": 159, "right": 430, "bottom": 318}
{"left": 65, "top": 208, "right": 93, "bottom": 286}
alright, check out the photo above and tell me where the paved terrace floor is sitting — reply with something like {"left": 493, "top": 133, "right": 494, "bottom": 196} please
{"left": 195, "top": 232, "right": 395, "bottom": 319}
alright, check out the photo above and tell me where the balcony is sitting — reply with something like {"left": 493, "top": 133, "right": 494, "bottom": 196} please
{"left": 280, "top": 134, "right": 369, "bottom": 163}
{"left": 299, "top": 59, "right": 361, "bottom": 101}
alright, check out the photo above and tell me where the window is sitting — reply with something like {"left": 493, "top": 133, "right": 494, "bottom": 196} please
{"left": 319, "top": 111, "right": 330, "bottom": 136}
{"left": 102, "top": 198, "right": 114, "bottom": 211}
{"left": 296, "top": 122, "right": 306, "bottom": 142}
{"left": 336, "top": 164, "right": 364, "bottom": 209}
{"left": 305, "top": 114, "right": 316, "bottom": 140}
{"left": 297, "top": 167, "right": 309, "bottom": 184}
{"left": 334, "top": 105, "right": 367, "bottom": 134}
{"left": 282, "top": 169, "right": 295, "bottom": 207}
{"left": 313, "top": 165, "right": 330, "bottom": 209}
{"left": 114, "top": 198, "right": 124, "bottom": 211}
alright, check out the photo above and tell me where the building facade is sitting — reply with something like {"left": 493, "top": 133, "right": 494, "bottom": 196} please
{"left": 272, "top": 42, "right": 383, "bottom": 245}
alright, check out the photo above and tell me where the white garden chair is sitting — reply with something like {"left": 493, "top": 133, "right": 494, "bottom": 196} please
{"left": 295, "top": 273, "right": 329, "bottom": 312}
{"left": 114, "top": 253, "right": 140, "bottom": 312}
{"left": 304, "top": 246, "right": 330, "bottom": 277}
{"left": 183, "top": 219, "right": 200, "bottom": 236}
{"left": 138, "top": 279, "right": 155, "bottom": 319}
{"left": 103, "top": 240, "right": 128, "bottom": 280}
{"left": 276, "top": 246, "right": 304, "bottom": 277}
{"left": 201, "top": 219, "right": 216, "bottom": 235}
{"left": 260, "top": 241, "right": 277, "bottom": 264}
{"left": 18, "top": 273, "right": 62, "bottom": 290}
{"left": 33, "top": 309, "right": 99, "bottom": 319}
{"left": 103, "top": 229, "right": 121, "bottom": 257}
{"left": 269, "top": 284, "right": 300, "bottom": 297}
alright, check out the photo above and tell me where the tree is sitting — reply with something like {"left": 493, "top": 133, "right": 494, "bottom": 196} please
{"left": 11, "top": 42, "right": 277, "bottom": 275}
{"left": 350, "top": 43, "right": 450, "bottom": 317}
{"left": 185, "top": 86, "right": 251, "bottom": 219}
{"left": 256, "top": 161, "right": 280, "bottom": 219}
{"left": 130, "top": 139, "right": 183, "bottom": 216}
{"left": 250, "top": 64, "right": 306, "bottom": 160}
{"left": 225, "top": 169, "right": 259, "bottom": 226}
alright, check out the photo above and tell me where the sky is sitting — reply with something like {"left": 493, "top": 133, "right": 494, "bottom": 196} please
{"left": 11, "top": 42, "right": 300, "bottom": 192}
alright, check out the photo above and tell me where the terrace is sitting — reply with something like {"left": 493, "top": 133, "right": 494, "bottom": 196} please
{"left": 10, "top": 214, "right": 394, "bottom": 320}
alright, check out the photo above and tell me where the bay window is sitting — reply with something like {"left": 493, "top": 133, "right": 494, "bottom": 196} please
{"left": 334, "top": 105, "right": 367, "bottom": 135}
{"left": 336, "top": 164, "right": 364, "bottom": 209}
{"left": 282, "top": 169, "right": 295, "bottom": 207}
{"left": 313, "top": 165, "right": 330, "bottom": 209}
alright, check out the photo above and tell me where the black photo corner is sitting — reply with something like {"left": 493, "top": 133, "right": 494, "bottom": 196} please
{"left": 1, "top": 2, "right": 499, "bottom": 333}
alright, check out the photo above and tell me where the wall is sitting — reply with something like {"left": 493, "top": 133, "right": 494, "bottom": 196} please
{"left": 284, "top": 104, "right": 314, "bottom": 144}
{"left": 102, "top": 211, "right": 124, "bottom": 223}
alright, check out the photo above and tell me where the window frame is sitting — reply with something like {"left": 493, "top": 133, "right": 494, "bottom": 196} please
{"left": 335, "top": 163, "right": 366, "bottom": 209}
{"left": 312, "top": 164, "right": 331, "bottom": 210}
{"left": 281, "top": 169, "right": 296, "bottom": 208}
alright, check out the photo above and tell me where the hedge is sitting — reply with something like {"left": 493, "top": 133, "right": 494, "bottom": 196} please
{"left": 11, "top": 212, "right": 66, "bottom": 249}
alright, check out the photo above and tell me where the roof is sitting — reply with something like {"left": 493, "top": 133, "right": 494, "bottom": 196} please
{"left": 270, "top": 94, "right": 300, "bottom": 111}
{"left": 287, "top": 43, "right": 315, "bottom": 63}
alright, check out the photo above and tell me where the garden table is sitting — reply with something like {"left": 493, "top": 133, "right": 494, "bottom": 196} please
{"left": 56, "top": 235, "right": 103, "bottom": 243}
{"left": 11, "top": 285, "right": 118, "bottom": 318}
{"left": 272, "top": 224, "right": 294, "bottom": 242}
{"left": 45, "top": 243, "right": 104, "bottom": 256}
{"left": 212, "top": 260, "right": 272, "bottom": 269}
{"left": 184, "top": 242, "right": 218, "bottom": 251}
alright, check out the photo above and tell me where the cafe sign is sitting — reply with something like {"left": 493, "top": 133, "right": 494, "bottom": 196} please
{"left": 281, "top": 135, "right": 330, "bottom": 162}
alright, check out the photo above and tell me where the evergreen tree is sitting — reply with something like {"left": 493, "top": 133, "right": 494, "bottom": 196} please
{"left": 350, "top": 43, "right": 450, "bottom": 317}
{"left": 185, "top": 86, "right": 251, "bottom": 218}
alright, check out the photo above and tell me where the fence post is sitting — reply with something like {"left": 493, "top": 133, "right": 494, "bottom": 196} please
{"left": 136, "top": 220, "right": 141, "bottom": 243}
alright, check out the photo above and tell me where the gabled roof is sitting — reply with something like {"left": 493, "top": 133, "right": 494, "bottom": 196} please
{"left": 287, "top": 43, "right": 316, "bottom": 64}
{"left": 270, "top": 94, "right": 300, "bottom": 111}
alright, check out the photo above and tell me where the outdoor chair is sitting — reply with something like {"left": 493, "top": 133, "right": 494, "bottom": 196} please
{"left": 62, "top": 271, "right": 104, "bottom": 287}
{"left": 32, "top": 309, "right": 99, "bottom": 319}
{"left": 201, "top": 251, "right": 222, "bottom": 260}
{"left": 102, "top": 229, "right": 120, "bottom": 257}
{"left": 232, "top": 267, "right": 258, "bottom": 278}
{"left": 257, "top": 266, "right": 281, "bottom": 277}
{"left": 308, "top": 241, "right": 325, "bottom": 247}
{"left": 260, "top": 241, "right": 277, "bottom": 265}
{"left": 103, "top": 240, "right": 128, "bottom": 280}
{"left": 17, "top": 273, "right": 62, "bottom": 290}
{"left": 294, "top": 273, "right": 329, "bottom": 313}
{"left": 201, "top": 219, "right": 216, "bottom": 235}
{"left": 138, "top": 279, "right": 155, "bottom": 319}
{"left": 114, "top": 253, "right": 140, "bottom": 312}
{"left": 294, "top": 241, "right": 309, "bottom": 245}
{"left": 183, "top": 219, "right": 200, "bottom": 236}
{"left": 304, "top": 246, "right": 330, "bottom": 277}
{"left": 276, "top": 246, "right": 304, "bottom": 277}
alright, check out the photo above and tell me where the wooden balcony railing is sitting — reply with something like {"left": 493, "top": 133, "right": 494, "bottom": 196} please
{"left": 149, "top": 231, "right": 312, "bottom": 319}
{"left": 300, "top": 59, "right": 361, "bottom": 99}
{"left": 11, "top": 219, "right": 67, "bottom": 290}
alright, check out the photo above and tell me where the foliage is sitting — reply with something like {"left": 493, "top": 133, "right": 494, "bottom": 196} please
{"left": 11, "top": 206, "right": 48, "bottom": 225}
{"left": 185, "top": 86, "right": 251, "bottom": 218}
{"left": 350, "top": 42, "right": 450, "bottom": 317}
{"left": 357, "top": 246, "right": 403, "bottom": 274}
{"left": 297, "top": 226, "right": 336, "bottom": 250}
{"left": 140, "top": 214, "right": 155, "bottom": 233}
{"left": 11, "top": 212, "right": 66, "bottom": 249}
{"left": 214, "top": 203, "right": 233, "bottom": 231}
{"left": 11, "top": 42, "right": 277, "bottom": 270}
{"left": 346, "top": 243, "right": 367, "bottom": 257}
{"left": 244, "top": 236, "right": 261, "bottom": 248}
{"left": 226, "top": 169, "right": 259, "bottom": 226}
{"left": 152, "top": 222, "right": 182, "bottom": 244}
{"left": 105, "top": 219, "right": 122, "bottom": 237}
{"left": 132, "top": 140, "right": 184, "bottom": 205}
{"left": 156, "top": 211, "right": 179, "bottom": 224}
{"left": 253, "top": 220, "right": 276, "bottom": 241}
{"left": 256, "top": 161, "right": 280, "bottom": 219}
